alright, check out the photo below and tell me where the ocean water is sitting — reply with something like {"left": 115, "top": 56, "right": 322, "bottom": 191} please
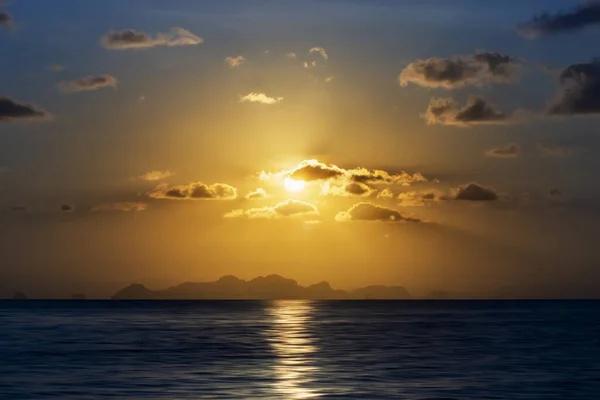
{"left": 1, "top": 300, "right": 599, "bottom": 399}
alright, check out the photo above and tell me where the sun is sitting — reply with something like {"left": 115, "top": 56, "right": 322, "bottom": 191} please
{"left": 284, "top": 177, "right": 306, "bottom": 193}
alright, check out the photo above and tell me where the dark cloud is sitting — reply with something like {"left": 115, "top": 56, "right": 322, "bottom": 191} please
{"left": 0, "top": 11, "right": 12, "bottom": 28}
{"left": 225, "top": 199, "right": 318, "bottom": 219}
{"left": 289, "top": 160, "right": 344, "bottom": 181}
{"left": 60, "top": 204, "right": 73, "bottom": 212}
{"left": 425, "top": 96, "right": 509, "bottom": 126}
{"left": 344, "top": 182, "right": 373, "bottom": 196}
{"left": 399, "top": 52, "right": 520, "bottom": 89}
{"left": 11, "top": 206, "right": 27, "bottom": 213}
{"left": 517, "top": 2, "right": 600, "bottom": 38}
{"left": 336, "top": 202, "right": 421, "bottom": 222}
{"left": 0, "top": 165, "right": 11, "bottom": 173}
{"left": 485, "top": 143, "right": 520, "bottom": 158}
{"left": 536, "top": 141, "right": 574, "bottom": 157}
{"left": 101, "top": 28, "right": 203, "bottom": 50}
{"left": 452, "top": 183, "right": 499, "bottom": 201}
{"left": 148, "top": 182, "right": 237, "bottom": 200}
{"left": 548, "top": 61, "right": 600, "bottom": 115}
{"left": 58, "top": 74, "right": 117, "bottom": 93}
{"left": 0, "top": 96, "right": 51, "bottom": 123}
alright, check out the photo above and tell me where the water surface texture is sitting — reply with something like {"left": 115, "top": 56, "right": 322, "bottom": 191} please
{"left": 1, "top": 300, "right": 599, "bottom": 399}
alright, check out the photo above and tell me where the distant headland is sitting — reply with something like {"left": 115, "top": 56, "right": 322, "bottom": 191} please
{"left": 111, "top": 274, "right": 411, "bottom": 300}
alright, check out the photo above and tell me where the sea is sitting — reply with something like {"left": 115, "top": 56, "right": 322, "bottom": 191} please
{"left": 1, "top": 300, "right": 599, "bottom": 399}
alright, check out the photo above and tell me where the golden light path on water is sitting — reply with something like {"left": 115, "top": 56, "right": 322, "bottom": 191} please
{"left": 265, "top": 300, "right": 321, "bottom": 399}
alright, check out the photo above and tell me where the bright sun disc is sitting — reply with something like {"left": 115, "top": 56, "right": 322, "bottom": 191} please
{"left": 284, "top": 177, "right": 306, "bottom": 193}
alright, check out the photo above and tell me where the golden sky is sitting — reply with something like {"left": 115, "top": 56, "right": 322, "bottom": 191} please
{"left": 1, "top": 0, "right": 600, "bottom": 298}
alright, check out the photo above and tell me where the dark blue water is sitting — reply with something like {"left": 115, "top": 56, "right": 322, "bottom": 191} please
{"left": 1, "top": 300, "right": 599, "bottom": 399}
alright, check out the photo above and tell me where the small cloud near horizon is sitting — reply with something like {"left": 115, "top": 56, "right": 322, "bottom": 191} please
{"left": 225, "top": 199, "right": 318, "bottom": 219}
{"left": 139, "top": 170, "right": 173, "bottom": 182}
{"left": 90, "top": 202, "right": 147, "bottom": 212}
{"left": 336, "top": 202, "right": 421, "bottom": 222}
{"left": 239, "top": 93, "right": 283, "bottom": 105}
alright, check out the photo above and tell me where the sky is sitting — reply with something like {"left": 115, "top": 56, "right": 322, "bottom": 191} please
{"left": 2, "top": 0, "right": 600, "bottom": 298}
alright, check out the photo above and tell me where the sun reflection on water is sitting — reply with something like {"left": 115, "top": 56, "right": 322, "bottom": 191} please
{"left": 265, "top": 300, "right": 321, "bottom": 399}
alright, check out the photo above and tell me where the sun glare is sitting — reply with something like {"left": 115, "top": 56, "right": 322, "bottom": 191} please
{"left": 284, "top": 177, "right": 306, "bottom": 193}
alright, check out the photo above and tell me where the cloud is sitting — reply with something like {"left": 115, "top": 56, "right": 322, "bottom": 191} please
{"left": 485, "top": 143, "right": 520, "bottom": 158}
{"left": 60, "top": 204, "right": 73, "bottom": 212}
{"left": 548, "top": 61, "right": 600, "bottom": 115}
{"left": 377, "top": 188, "right": 394, "bottom": 199}
{"left": 58, "top": 74, "right": 117, "bottom": 93}
{"left": 0, "top": 96, "right": 51, "bottom": 123}
{"left": 225, "top": 199, "right": 318, "bottom": 219}
{"left": 0, "top": 165, "right": 11, "bottom": 173}
{"left": 335, "top": 202, "right": 421, "bottom": 222}
{"left": 245, "top": 188, "right": 268, "bottom": 200}
{"left": 325, "top": 76, "right": 334, "bottom": 83}
{"left": 397, "top": 191, "right": 442, "bottom": 206}
{"left": 517, "top": 2, "right": 600, "bottom": 38}
{"left": 425, "top": 96, "right": 512, "bottom": 126}
{"left": 101, "top": 28, "right": 203, "bottom": 50}
{"left": 260, "top": 159, "right": 428, "bottom": 187}
{"left": 139, "top": 170, "right": 173, "bottom": 181}
{"left": 536, "top": 141, "right": 574, "bottom": 157}
{"left": 11, "top": 206, "right": 27, "bottom": 213}
{"left": 286, "top": 52, "right": 297, "bottom": 59}
{"left": 399, "top": 52, "right": 520, "bottom": 89}
{"left": 239, "top": 93, "right": 283, "bottom": 105}
{"left": 309, "top": 47, "right": 328, "bottom": 60}
{"left": 91, "top": 202, "right": 147, "bottom": 212}
{"left": 0, "top": 11, "right": 12, "bottom": 29}
{"left": 224, "top": 56, "right": 246, "bottom": 68}
{"left": 321, "top": 181, "right": 375, "bottom": 197}
{"left": 450, "top": 183, "right": 499, "bottom": 201}
{"left": 148, "top": 182, "right": 237, "bottom": 200}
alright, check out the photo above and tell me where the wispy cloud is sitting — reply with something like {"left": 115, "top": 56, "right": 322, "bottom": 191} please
{"left": 224, "top": 56, "right": 246, "bottom": 68}
{"left": 91, "top": 202, "right": 147, "bottom": 212}
{"left": 309, "top": 47, "right": 328, "bottom": 60}
{"left": 239, "top": 93, "right": 283, "bottom": 105}
{"left": 101, "top": 28, "right": 203, "bottom": 50}
{"left": 245, "top": 188, "right": 268, "bottom": 200}
{"left": 139, "top": 170, "right": 173, "bottom": 182}
{"left": 58, "top": 74, "right": 117, "bottom": 93}
{"left": 536, "top": 142, "right": 574, "bottom": 157}
{"left": 485, "top": 143, "right": 520, "bottom": 158}
{"left": 225, "top": 199, "right": 318, "bottom": 219}
{"left": 517, "top": 3, "right": 600, "bottom": 38}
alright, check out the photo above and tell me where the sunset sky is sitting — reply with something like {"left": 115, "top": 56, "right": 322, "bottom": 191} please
{"left": 2, "top": 0, "right": 600, "bottom": 297}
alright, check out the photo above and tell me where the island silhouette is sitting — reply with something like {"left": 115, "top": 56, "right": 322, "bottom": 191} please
{"left": 111, "top": 274, "right": 411, "bottom": 300}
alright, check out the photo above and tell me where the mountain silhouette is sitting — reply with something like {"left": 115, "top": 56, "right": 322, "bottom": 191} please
{"left": 111, "top": 274, "right": 411, "bottom": 300}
